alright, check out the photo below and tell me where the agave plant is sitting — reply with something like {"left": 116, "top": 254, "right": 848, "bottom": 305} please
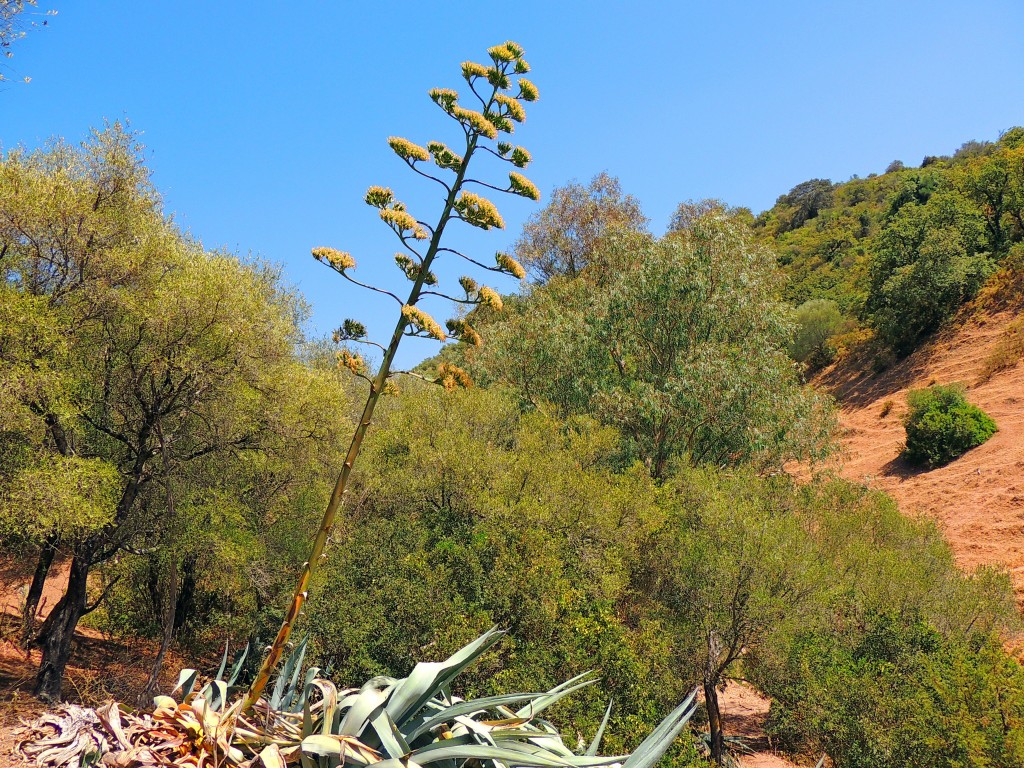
{"left": 19, "top": 628, "right": 698, "bottom": 768}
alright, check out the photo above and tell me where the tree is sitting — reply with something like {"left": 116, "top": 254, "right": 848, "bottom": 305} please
{"left": 0, "top": 125, "right": 336, "bottom": 699}
{"left": 472, "top": 213, "right": 835, "bottom": 478}
{"left": 667, "top": 198, "right": 752, "bottom": 234}
{"left": 867, "top": 190, "right": 993, "bottom": 354}
{"left": 773, "top": 178, "right": 834, "bottom": 234}
{"left": 514, "top": 172, "right": 647, "bottom": 282}
{"left": 789, "top": 298, "right": 849, "bottom": 371}
{"left": 635, "top": 470, "right": 818, "bottom": 764}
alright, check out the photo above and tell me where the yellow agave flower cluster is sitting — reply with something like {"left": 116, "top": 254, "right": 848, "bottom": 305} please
{"left": 437, "top": 361, "right": 473, "bottom": 390}
{"left": 311, "top": 246, "right": 355, "bottom": 272}
{"left": 402, "top": 304, "right": 446, "bottom": 342}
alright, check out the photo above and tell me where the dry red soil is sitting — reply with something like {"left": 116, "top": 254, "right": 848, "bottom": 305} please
{"left": 817, "top": 308, "right": 1024, "bottom": 603}
{"left": 0, "top": 558, "right": 190, "bottom": 765}
{"left": 716, "top": 682, "right": 802, "bottom": 768}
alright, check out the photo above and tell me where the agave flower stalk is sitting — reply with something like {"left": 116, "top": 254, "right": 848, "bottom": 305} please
{"left": 243, "top": 42, "right": 539, "bottom": 711}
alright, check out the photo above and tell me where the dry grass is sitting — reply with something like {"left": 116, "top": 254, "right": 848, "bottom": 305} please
{"left": 977, "top": 316, "right": 1024, "bottom": 384}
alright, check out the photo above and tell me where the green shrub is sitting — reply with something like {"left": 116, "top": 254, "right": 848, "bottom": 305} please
{"left": 789, "top": 298, "right": 849, "bottom": 370}
{"left": 903, "top": 384, "right": 996, "bottom": 467}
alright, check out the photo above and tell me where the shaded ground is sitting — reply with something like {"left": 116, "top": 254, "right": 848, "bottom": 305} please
{"left": 0, "top": 556, "right": 189, "bottom": 766}
{"left": 817, "top": 308, "right": 1024, "bottom": 603}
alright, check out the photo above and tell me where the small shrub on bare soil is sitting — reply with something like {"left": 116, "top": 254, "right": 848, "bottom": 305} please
{"left": 903, "top": 384, "right": 996, "bottom": 468}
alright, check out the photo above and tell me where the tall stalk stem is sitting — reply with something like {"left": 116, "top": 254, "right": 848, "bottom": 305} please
{"left": 242, "top": 135, "right": 480, "bottom": 711}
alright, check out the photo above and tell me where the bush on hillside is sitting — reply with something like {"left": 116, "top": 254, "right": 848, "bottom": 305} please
{"left": 789, "top": 298, "right": 849, "bottom": 371}
{"left": 903, "top": 384, "right": 996, "bottom": 468}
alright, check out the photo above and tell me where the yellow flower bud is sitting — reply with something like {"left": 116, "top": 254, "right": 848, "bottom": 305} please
{"left": 453, "top": 106, "right": 498, "bottom": 140}
{"left": 427, "top": 141, "right": 463, "bottom": 171}
{"left": 495, "top": 94, "right": 525, "bottom": 123}
{"left": 487, "top": 44, "right": 517, "bottom": 63}
{"left": 388, "top": 136, "right": 430, "bottom": 162}
{"left": 364, "top": 186, "right": 394, "bottom": 208}
{"left": 312, "top": 247, "right": 356, "bottom": 271}
{"left": 510, "top": 146, "right": 531, "bottom": 168}
{"left": 496, "top": 252, "right": 526, "bottom": 279}
{"left": 461, "top": 61, "right": 489, "bottom": 80}
{"left": 509, "top": 172, "right": 541, "bottom": 201}
{"left": 437, "top": 362, "right": 473, "bottom": 390}
{"left": 478, "top": 286, "right": 504, "bottom": 311}
{"left": 402, "top": 305, "right": 446, "bottom": 341}
{"left": 518, "top": 78, "right": 539, "bottom": 102}
{"left": 336, "top": 350, "right": 366, "bottom": 375}
{"left": 455, "top": 191, "right": 505, "bottom": 230}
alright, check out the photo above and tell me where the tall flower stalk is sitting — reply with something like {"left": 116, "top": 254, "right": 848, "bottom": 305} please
{"left": 243, "top": 41, "right": 539, "bottom": 711}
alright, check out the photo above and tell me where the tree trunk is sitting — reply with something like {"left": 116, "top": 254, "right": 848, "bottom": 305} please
{"left": 21, "top": 534, "right": 59, "bottom": 647}
{"left": 141, "top": 432, "right": 177, "bottom": 706}
{"left": 704, "top": 679, "right": 724, "bottom": 765}
{"left": 32, "top": 546, "right": 92, "bottom": 701}
{"left": 140, "top": 556, "right": 177, "bottom": 706}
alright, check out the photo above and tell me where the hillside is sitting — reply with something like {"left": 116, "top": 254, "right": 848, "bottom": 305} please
{"left": 817, "top": 302, "right": 1024, "bottom": 601}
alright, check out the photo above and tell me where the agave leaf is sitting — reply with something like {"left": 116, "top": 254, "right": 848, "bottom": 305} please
{"left": 518, "top": 731, "right": 578, "bottom": 758}
{"left": 216, "top": 640, "right": 231, "bottom": 682}
{"left": 514, "top": 673, "right": 599, "bottom": 719}
{"left": 495, "top": 740, "right": 627, "bottom": 767}
{"left": 619, "top": 688, "right": 698, "bottom": 768}
{"left": 586, "top": 700, "right": 613, "bottom": 756}
{"left": 407, "top": 692, "right": 545, "bottom": 741}
{"left": 338, "top": 683, "right": 390, "bottom": 736}
{"left": 384, "top": 626, "right": 505, "bottom": 726}
{"left": 255, "top": 743, "right": 287, "bottom": 768}
{"left": 369, "top": 708, "right": 412, "bottom": 759}
{"left": 204, "top": 679, "right": 228, "bottom": 712}
{"left": 301, "top": 733, "right": 382, "bottom": 768}
{"left": 153, "top": 695, "right": 177, "bottom": 710}
{"left": 272, "top": 635, "right": 310, "bottom": 712}
{"left": 172, "top": 668, "right": 198, "bottom": 699}
{"left": 411, "top": 743, "right": 575, "bottom": 767}
{"left": 227, "top": 641, "right": 251, "bottom": 686}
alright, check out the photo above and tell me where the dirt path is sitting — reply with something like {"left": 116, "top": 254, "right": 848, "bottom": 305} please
{"left": 717, "top": 681, "right": 802, "bottom": 768}
{"left": 818, "top": 309, "right": 1024, "bottom": 602}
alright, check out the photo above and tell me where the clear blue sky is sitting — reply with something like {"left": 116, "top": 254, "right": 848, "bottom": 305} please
{"left": 3, "top": 1, "right": 1023, "bottom": 367}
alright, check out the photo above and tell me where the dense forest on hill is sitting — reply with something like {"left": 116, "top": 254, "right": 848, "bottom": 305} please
{"left": 759, "top": 127, "right": 1024, "bottom": 360}
{"left": 5, "top": 102, "right": 1024, "bottom": 767}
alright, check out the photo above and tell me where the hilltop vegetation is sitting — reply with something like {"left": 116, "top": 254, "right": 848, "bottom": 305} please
{"left": 760, "top": 127, "right": 1024, "bottom": 359}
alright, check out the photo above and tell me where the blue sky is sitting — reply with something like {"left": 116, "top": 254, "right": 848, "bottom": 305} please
{"left": 3, "top": 1, "right": 1023, "bottom": 367}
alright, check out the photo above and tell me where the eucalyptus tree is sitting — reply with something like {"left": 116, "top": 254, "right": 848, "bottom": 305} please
{"left": 513, "top": 172, "right": 647, "bottom": 283}
{"left": 471, "top": 213, "right": 835, "bottom": 478}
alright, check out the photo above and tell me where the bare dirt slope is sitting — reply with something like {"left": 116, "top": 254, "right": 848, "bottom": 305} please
{"left": 817, "top": 308, "right": 1024, "bottom": 600}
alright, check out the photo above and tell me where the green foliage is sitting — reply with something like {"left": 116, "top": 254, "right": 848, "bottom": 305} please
{"left": 789, "top": 298, "right": 849, "bottom": 370}
{"left": 467, "top": 213, "right": 835, "bottom": 477}
{"left": 868, "top": 191, "right": 994, "bottom": 354}
{"left": 761, "top": 128, "right": 1024, "bottom": 357}
{"left": 763, "top": 620, "right": 1024, "bottom": 768}
{"left": 771, "top": 178, "right": 835, "bottom": 235}
{"left": 902, "top": 384, "right": 997, "bottom": 468}
{"left": 515, "top": 173, "right": 647, "bottom": 282}
{"left": 0, "top": 454, "right": 120, "bottom": 541}
{"left": 308, "top": 386, "right": 689, "bottom": 752}
{"left": 0, "top": 125, "right": 355, "bottom": 697}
